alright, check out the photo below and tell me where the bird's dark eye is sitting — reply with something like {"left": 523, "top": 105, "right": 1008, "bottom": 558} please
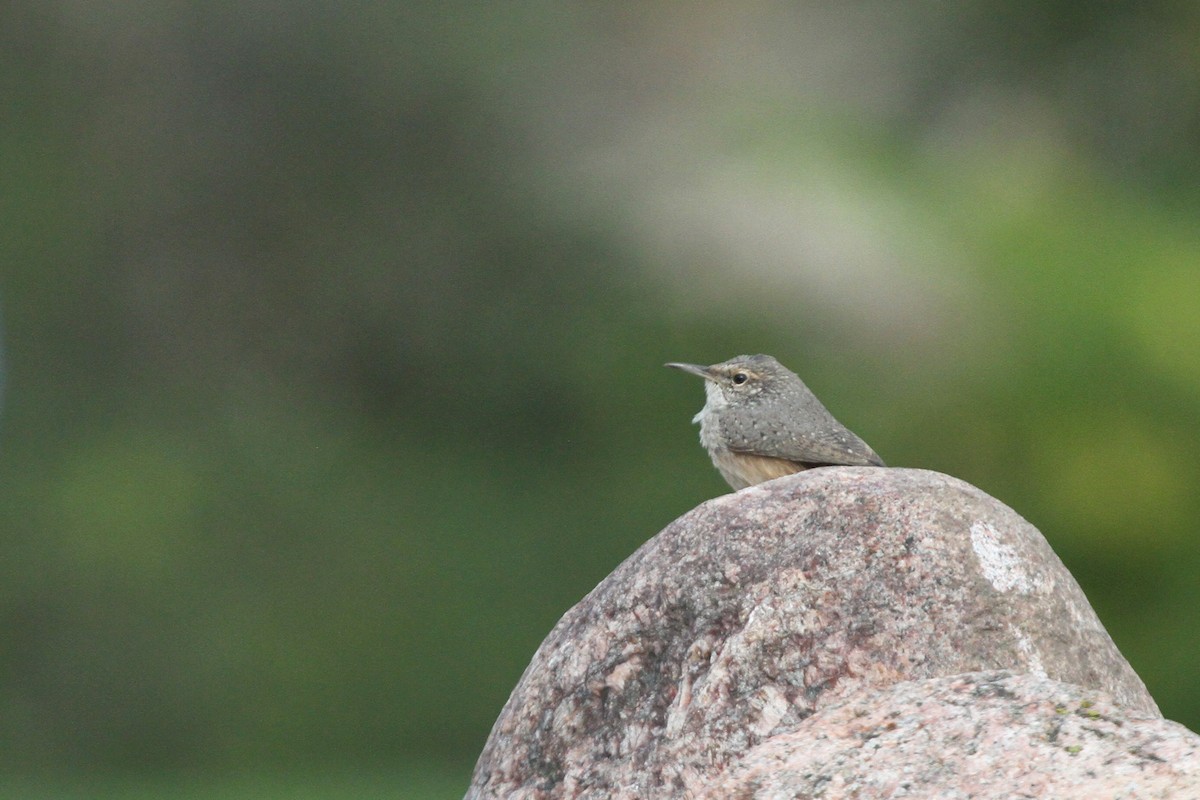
{"left": 732, "top": 372, "right": 749, "bottom": 385}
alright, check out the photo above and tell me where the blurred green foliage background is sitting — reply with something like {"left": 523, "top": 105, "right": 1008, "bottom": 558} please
{"left": 3, "top": 2, "right": 1199, "bottom": 797}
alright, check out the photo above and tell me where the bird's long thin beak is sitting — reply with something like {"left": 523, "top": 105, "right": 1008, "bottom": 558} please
{"left": 665, "top": 362, "right": 713, "bottom": 380}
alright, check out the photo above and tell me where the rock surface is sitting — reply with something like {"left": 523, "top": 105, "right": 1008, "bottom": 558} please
{"left": 466, "top": 468, "right": 1171, "bottom": 799}
{"left": 701, "top": 671, "right": 1200, "bottom": 800}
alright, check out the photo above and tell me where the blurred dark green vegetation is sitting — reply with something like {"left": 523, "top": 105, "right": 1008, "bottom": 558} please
{"left": 2, "top": 2, "right": 1199, "bottom": 797}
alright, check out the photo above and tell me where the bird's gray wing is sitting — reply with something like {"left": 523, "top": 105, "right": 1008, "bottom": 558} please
{"left": 718, "top": 402, "right": 885, "bottom": 467}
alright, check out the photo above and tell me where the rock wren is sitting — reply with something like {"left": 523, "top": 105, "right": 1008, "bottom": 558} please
{"left": 666, "top": 354, "right": 885, "bottom": 489}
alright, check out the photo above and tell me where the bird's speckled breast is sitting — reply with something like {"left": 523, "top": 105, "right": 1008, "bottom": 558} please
{"left": 693, "top": 382, "right": 800, "bottom": 489}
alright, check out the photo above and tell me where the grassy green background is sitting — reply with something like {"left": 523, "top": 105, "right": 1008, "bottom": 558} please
{"left": 3, "top": 3, "right": 1199, "bottom": 797}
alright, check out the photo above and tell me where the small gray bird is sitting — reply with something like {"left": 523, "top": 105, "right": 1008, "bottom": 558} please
{"left": 666, "top": 354, "right": 885, "bottom": 490}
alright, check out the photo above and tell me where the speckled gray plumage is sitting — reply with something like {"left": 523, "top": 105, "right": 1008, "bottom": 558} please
{"left": 713, "top": 355, "right": 883, "bottom": 467}
{"left": 670, "top": 354, "right": 884, "bottom": 486}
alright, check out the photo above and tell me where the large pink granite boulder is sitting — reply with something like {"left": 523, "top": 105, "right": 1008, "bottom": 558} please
{"left": 466, "top": 468, "right": 1182, "bottom": 799}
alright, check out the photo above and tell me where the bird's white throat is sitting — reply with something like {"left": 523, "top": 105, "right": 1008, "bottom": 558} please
{"left": 693, "top": 380, "right": 729, "bottom": 452}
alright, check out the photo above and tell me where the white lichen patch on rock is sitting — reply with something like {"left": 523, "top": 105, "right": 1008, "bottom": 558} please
{"left": 970, "top": 520, "right": 1031, "bottom": 593}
